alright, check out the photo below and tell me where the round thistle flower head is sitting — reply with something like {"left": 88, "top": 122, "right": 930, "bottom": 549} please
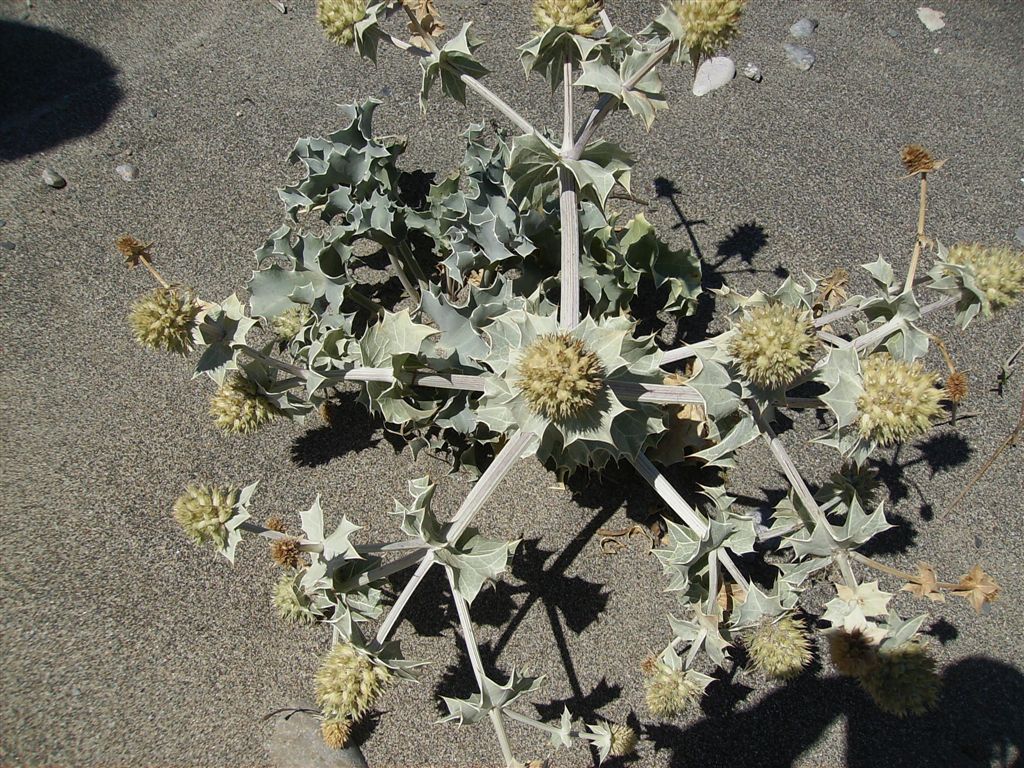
{"left": 533, "top": 0, "right": 603, "bottom": 35}
{"left": 643, "top": 661, "right": 702, "bottom": 718}
{"left": 609, "top": 722, "right": 639, "bottom": 757}
{"left": 859, "top": 642, "right": 940, "bottom": 717}
{"left": 315, "top": 642, "right": 391, "bottom": 722}
{"left": 129, "top": 287, "right": 199, "bottom": 355}
{"left": 828, "top": 629, "right": 878, "bottom": 678}
{"left": 321, "top": 717, "right": 352, "bottom": 750}
{"left": 727, "top": 303, "right": 817, "bottom": 389}
{"left": 514, "top": 333, "right": 605, "bottom": 422}
{"left": 271, "top": 574, "right": 317, "bottom": 626}
{"left": 271, "top": 304, "right": 312, "bottom": 340}
{"left": 673, "top": 0, "right": 745, "bottom": 60}
{"left": 748, "top": 615, "right": 813, "bottom": 680}
{"left": 946, "top": 243, "right": 1024, "bottom": 311}
{"left": 316, "top": 0, "right": 367, "bottom": 46}
{"left": 856, "top": 354, "right": 944, "bottom": 446}
{"left": 900, "top": 144, "right": 945, "bottom": 175}
{"left": 270, "top": 537, "right": 303, "bottom": 569}
{"left": 210, "top": 374, "right": 280, "bottom": 434}
{"left": 172, "top": 484, "right": 239, "bottom": 549}
{"left": 944, "top": 371, "right": 969, "bottom": 404}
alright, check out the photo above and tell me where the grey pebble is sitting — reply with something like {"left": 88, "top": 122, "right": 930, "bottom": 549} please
{"left": 116, "top": 163, "right": 139, "bottom": 181}
{"left": 0, "top": 219, "right": 6, "bottom": 227}
{"left": 1014, "top": 226, "right": 1024, "bottom": 246}
{"left": 148, "top": 107, "right": 158, "bottom": 118}
{"left": 887, "top": 28, "right": 899, "bottom": 38}
{"left": 267, "top": 702, "right": 368, "bottom": 768}
{"left": 743, "top": 63, "right": 763, "bottom": 82}
{"left": 783, "top": 44, "right": 816, "bottom": 71}
{"left": 42, "top": 168, "right": 66, "bottom": 189}
{"left": 789, "top": 18, "right": 818, "bottom": 38}
{"left": 0, "top": 241, "right": 15, "bottom": 251}
{"left": 975, "top": 535, "right": 982, "bottom": 548}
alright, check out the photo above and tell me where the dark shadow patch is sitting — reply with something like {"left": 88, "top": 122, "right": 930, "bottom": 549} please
{"left": 290, "top": 391, "right": 383, "bottom": 467}
{"left": 0, "top": 20, "right": 122, "bottom": 160}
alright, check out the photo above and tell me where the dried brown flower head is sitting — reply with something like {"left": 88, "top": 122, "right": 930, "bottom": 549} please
{"left": 271, "top": 537, "right": 303, "bottom": 569}
{"left": 117, "top": 235, "right": 152, "bottom": 267}
{"left": 900, "top": 144, "right": 946, "bottom": 175}
{"left": 265, "top": 516, "right": 287, "bottom": 533}
{"left": 944, "top": 371, "right": 969, "bottom": 404}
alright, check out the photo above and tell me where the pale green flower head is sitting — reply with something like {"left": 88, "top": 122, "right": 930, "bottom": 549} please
{"left": 315, "top": 641, "right": 392, "bottom": 721}
{"left": 533, "top": 0, "right": 603, "bottom": 35}
{"left": 316, "top": 0, "right": 367, "bottom": 46}
{"left": 129, "top": 286, "right": 199, "bottom": 355}
{"left": 673, "top": 0, "right": 745, "bottom": 61}
{"left": 946, "top": 243, "right": 1024, "bottom": 311}
{"left": 748, "top": 615, "right": 812, "bottom": 680}
{"left": 644, "top": 661, "right": 703, "bottom": 718}
{"left": 272, "top": 573, "right": 317, "bottom": 626}
{"left": 172, "top": 484, "right": 239, "bottom": 549}
{"left": 609, "top": 722, "right": 639, "bottom": 757}
{"left": 727, "top": 302, "right": 817, "bottom": 389}
{"left": 856, "top": 354, "right": 943, "bottom": 446}
{"left": 859, "top": 641, "right": 940, "bottom": 717}
{"left": 210, "top": 373, "right": 280, "bottom": 434}
{"left": 271, "top": 303, "right": 312, "bottom": 340}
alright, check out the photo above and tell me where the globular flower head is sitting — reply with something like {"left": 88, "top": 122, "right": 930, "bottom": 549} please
{"left": 514, "top": 333, "right": 605, "bottom": 422}
{"left": 900, "top": 144, "right": 945, "bottom": 175}
{"left": 316, "top": 0, "right": 367, "bottom": 46}
{"left": 944, "top": 371, "right": 969, "bottom": 404}
{"left": 856, "top": 354, "right": 944, "bottom": 446}
{"left": 859, "top": 642, "right": 940, "bottom": 717}
{"left": 946, "top": 243, "right": 1024, "bottom": 311}
{"left": 210, "top": 374, "right": 280, "bottom": 434}
{"left": 172, "top": 484, "right": 239, "bottom": 549}
{"left": 829, "top": 629, "right": 878, "bottom": 678}
{"left": 727, "top": 303, "right": 817, "bottom": 389}
{"left": 129, "top": 287, "right": 199, "bottom": 355}
{"left": 271, "top": 304, "right": 312, "bottom": 340}
{"left": 643, "top": 661, "right": 702, "bottom": 718}
{"left": 748, "top": 615, "right": 813, "bottom": 680}
{"left": 321, "top": 717, "right": 352, "bottom": 749}
{"left": 315, "top": 642, "right": 391, "bottom": 722}
{"left": 673, "top": 0, "right": 745, "bottom": 61}
{"left": 270, "top": 536, "right": 303, "bottom": 569}
{"left": 609, "top": 722, "right": 639, "bottom": 757}
{"left": 265, "top": 515, "right": 287, "bottom": 533}
{"left": 116, "top": 234, "right": 151, "bottom": 267}
{"left": 533, "top": 0, "right": 603, "bottom": 35}
{"left": 271, "top": 574, "right": 317, "bottom": 626}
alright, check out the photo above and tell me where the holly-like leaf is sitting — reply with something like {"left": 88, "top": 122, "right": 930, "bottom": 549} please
{"left": 837, "top": 581, "right": 893, "bottom": 617}
{"left": 508, "top": 134, "right": 560, "bottom": 206}
{"left": 438, "top": 530, "right": 519, "bottom": 604}
{"left": 439, "top": 669, "right": 544, "bottom": 725}
{"left": 420, "top": 23, "right": 489, "bottom": 110}
{"left": 562, "top": 140, "right": 633, "bottom": 208}
{"left": 817, "top": 345, "right": 863, "bottom": 428}
{"left": 191, "top": 294, "right": 257, "bottom": 383}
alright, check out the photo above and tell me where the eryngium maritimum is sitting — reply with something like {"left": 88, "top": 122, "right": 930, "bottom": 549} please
{"left": 172, "top": 484, "right": 239, "bottom": 549}
{"left": 315, "top": 642, "right": 391, "bottom": 721}
{"left": 859, "top": 642, "right": 940, "bottom": 717}
{"left": 947, "top": 243, "right": 1024, "bottom": 311}
{"left": 271, "top": 574, "right": 317, "bottom": 626}
{"left": 321, "top": 717, "right": 352, "bottom": 749}
{"left": 515, "top": 333, "right": 605, "bottom": 421}
{"left": 644, "top": 661, "right": 702, "bottom": 718}
{"left": 828, "top": 629, "right": 878, "bottom": 678}
{"left": 129, "top": 287, "right": 199, "bottom": 355}
{"left": 210, "top": 374, "right": 280, "bottom": 434}
{"left": 727, "top": 303, "right": 817, "bottom": 389}
{"left": 748, "top": 615, "right": 812, "bottom": 680}
{"left": 533, "top": 0, "right": 603, "bottom": 35}
{"left": 271, "top": 304, "right": 312, "bottom": 339}
{"left": 609, "top": 723, "right": 639, "bottom": 757}
{"left": 856, "top": 354, "right": 943, "bottom": 446}
{"left": 673, "top": 0, "right": 745, "bottom": 60}
{"left": 316, "top": 0, "right": 367, "bottom": 46}
{"left": 270, "top": 537, "right": 303, "bottom": 569}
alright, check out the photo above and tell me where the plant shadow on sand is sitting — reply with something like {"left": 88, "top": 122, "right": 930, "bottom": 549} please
{"left": 645, "top": 656, "right": 1023, "bottom": 768}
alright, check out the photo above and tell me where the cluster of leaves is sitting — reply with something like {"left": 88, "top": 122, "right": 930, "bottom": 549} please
{"left": 122, "top": 1, "right": 1020, "bottom": 764}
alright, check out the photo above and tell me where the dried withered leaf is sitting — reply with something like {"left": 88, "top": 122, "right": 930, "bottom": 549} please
{"left": 953, "top": 565, "right": 1000, "bottom": 613}
{"left": 406, "top": 0, "right": 444, "bottom": 48}
{"left": 902, "top": 562, "right": 945, "bottom": 603}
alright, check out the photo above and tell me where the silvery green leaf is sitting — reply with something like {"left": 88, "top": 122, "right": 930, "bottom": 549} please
{"left": 391, "top": 476, "right": 444, "bottom": 546}
{"left": 619, "top": 213, "right": 701, "bottom": 314}
{"left": 879, "top": 611, "right": 928, "bottom": 651}
{"left": 519, "top": 26, "right": 607, "bottom": 89}
{"left": 563, "top": 140, "right": 633, "bottom": 208}
{"left": 862, "top": 256, "right": 896, "bottom": 292}
{"left": 727, "top": 583, "right": 788, "bottom": 630}
{"left": 640, "top": 5, "right": 688, "bottom": 65}
{"left": 777, "top": 556, "right": 830, "bottom": 588}
{"left": 817, "top": 345, "right": 863, "bottom": 428}
{"left": 925, "top": 248, "right": 990, "bottom": 328}
{"left": 687, "top": 348, "right": 743, "bottom": 423}
{"left": 439, "top": 669, "right": 544, "bottom": 725}
{"left": 219, "top": 481, "right": 258, "bottom": 564}
{"left": 549, "top": 707, "right": 574, "bottom": 749}
{"left": 192, "top": 294, "right": 257, "bottom": 383}
{"left": 437, "top": 530, "right": 518, "bottom": 604}
{"left": 585, "top": 721, "right": 614, "bottom": 764}
{"left": 508, "top": 134, "right": 560, "bottom": 206}
{"left": 420, "top": 23, "right": 489, "bottom": 110}
{"left": 352, "top": 1, "right": 390, "bottom": 62}
{"left": 575, "top": 52, "right": 667, "bottom": 130}
{"left": 691, "top": 411, "right": 759, "bottom": 468}
{"left": 669, "top": 608, "right": 731, "bottom": 668}
{"left": 360, "top": 309, "right": 436, "bottom": 366}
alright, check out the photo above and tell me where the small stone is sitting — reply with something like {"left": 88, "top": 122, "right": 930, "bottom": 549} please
{"left": 887, "top": 28, "right": 899, "bottom": 38}
{"left": 235, "top": 110, "right": 243, "bottom": 117}
{"left": 692, "top": 56, "right": 736, "bottom": 96}
{"left": 42, "top": 168, "right": 66, "bottom": 189}
{"left": 148, "top": 107, "right": 158, "bottom": 118}
{"left": 1014, "top": 226, "right": 1024, "bottom": 246}
{"left": 783, "top": 44, "right": 816, "bottom": 71}
{"left": 115, "top": 163, "right": 138, "bottom": 181}
{"left": 916, "top": 7, "right": 946, "bottom": 32}
{"left": 0, "top": 241, "right": 15, "bottom": 251}
{"left": 71, "top": 686, "right": 81, "bottom": 697}
{"left": 267, "top": 701, "right": 368, "bottom": 768}
{"left": 789, "top": 18, "right": 818, "bottom": 38}
{"left": 743, "top": 63, "right": 763, "bottom": 82}
{"left": 974, "top": 535, "right": 982, "bottom": 548}
{"left": 0, "top": 219, "right": 6, "bottom": 226}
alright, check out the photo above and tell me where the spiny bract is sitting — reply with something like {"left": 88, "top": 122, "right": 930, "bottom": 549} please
{"left": 321, "top": 716, "right": 352, "bottom": 749}
{"left": 946, "top": 243, "right": 1024, "bottom": 311}
{"left": 172, "top": 484, "right": 239, "bottom": 549}
{"left": 748, "top": 615, "right": 812, "bottom": 680}
{"left": 533, "top": 0, "right": 603, "bottom": 36}
{"left": 315, "top": 642, "right": 391, "bottom": 721}
{"left": 828, "top": 629, "right": 879, "bottom": 678}
{"left": 859, "top": 642, "right": 940, "bottom": 717}
{"left": 727, "top": 303, "right": 817, "bottom": 389}
{"left": 316, "top": 0, "right": 367, "bottom": 46}
{"left": 210, "top": 374, "right": 280, "bottom": 434}
{"left": 643, "top": 661, "right": 702, "bottom": 718}
{"left": 673, "top": 0, "right": 745, "bottom": 60}
{"left": 129, "top": 287, "right": 199, "bottom": 355}
{"left": 271, "top": 574, "right": 317, "bottom": 626}
{"left": 271, "top": 304, "right": 312, "bottom": 339}
{"left": 856, "top": 354, "right": 943, "bottom": 446}
{"left": 514, "top": 332, "right": 605, "bottom": 421}
{"left": 609, "top": 722, "right": 639, "bottom": 757}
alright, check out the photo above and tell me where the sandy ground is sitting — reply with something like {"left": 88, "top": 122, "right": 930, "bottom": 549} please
{"left": 1, "top": 1, "right": 1022, "bottom": 767}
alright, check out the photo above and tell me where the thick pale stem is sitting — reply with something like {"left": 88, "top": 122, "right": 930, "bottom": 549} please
{"left": 374, "top": 553, "right": 434, "bottom": 645}
{"left": 834, "top": 548, "right": 859, "bottom": 589}
{"left": 904, "top": 173, "right": 929, "bottom": 291}
{"left": 632, "top": 454, "right": 709, "bottom": 536}
{"left": 388, "top": 250, "right": 422, "bottom": 308}
{"left": 685, "top": 628, "right": 707, "bottom": 669}
{"left": 138, "top": 255, "right": 171, "bottom": 289}
{"left": 559, "top": 55, "right": 582, "bottom": 330}
{"left": 707, "top": 549, "right": 720, "bottom": 613}
{"left": 489, "top": 709, "right": 517, "bottom": 768}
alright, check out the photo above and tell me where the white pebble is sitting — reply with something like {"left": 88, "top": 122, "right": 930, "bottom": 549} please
{"left": 692, "top": 56, "right": 736, "bottom": 96}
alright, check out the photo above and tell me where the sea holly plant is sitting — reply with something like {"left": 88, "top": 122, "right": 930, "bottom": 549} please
{"left": 118, "top": 1, "right": 1021, "bottom": 764}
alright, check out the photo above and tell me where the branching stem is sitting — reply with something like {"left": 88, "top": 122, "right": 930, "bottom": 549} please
{"left": 904, "top": 172, "right": 929, "bottom": 291}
